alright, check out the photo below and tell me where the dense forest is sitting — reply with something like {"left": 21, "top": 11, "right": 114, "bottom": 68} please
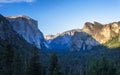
{"left": 0, "top": 38, "right": 120, "bottom": 75}
{"left": 0, "top": 12, "right": 120, "bottom": 75}
{"left": 1, "top": 0, "right": 120, "bottom": 74}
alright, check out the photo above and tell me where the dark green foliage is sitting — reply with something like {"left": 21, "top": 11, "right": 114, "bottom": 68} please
{"left": 0, "top": 37, "right": 120, "bottom": 75}
{"left": 87, "top": 59, "right": 96, "bottom": 75}
{"left": 115, "top": 55, "right": 120, "bottom": 75}
{"left": 104, "top": 36, "right": 120, "bottom": 48}
{"left": 86, "top": 55, "right": 116, "bottom": 75}
{"left": 2, "top": 43, "right": 14, "bottom": 75}
{"left": 13, "top": 51, "right": 22, "bottom": 75}
{"left": 49, "top": 53, "right": 59, "bottom": 75}
{"left": 26, "top": 44, "right": 41, "bottom": 75}
{"left": 0, "top": 39, "right": 44, "bottom": 75}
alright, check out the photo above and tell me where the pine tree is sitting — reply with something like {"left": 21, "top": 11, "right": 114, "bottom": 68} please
{"left": 49, "top": 53, "right": 59, "bottom": 75}
{"left": 13, "top": 51, "right": 23, "bottom": 75}
{"left": 98, "top": 56, "right": 109, "bottom": 75}
{"left": 87, "top": 59, "right": 96, "bottom": 75}
{"left": 87, "top": 55, "right": 117, "bottom": 75}
{"left": 26, "top": 44, "right": 41, "bottom": 75}
{"left": 3, "top": 43, "right": 14, "bottom": 75}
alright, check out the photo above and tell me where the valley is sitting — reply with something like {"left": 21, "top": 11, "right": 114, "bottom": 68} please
{"left": 0, "top": 14, "right": 120, "bottom": 75}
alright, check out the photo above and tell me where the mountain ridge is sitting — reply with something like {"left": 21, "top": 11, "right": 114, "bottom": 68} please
{"left": 47, "top": 21, "right": 120, "bottom": 51}
{"left": 1, "top": 14, "right": 120, "bottom": 51}
{"left": 6, "top": 15, "right": 46, "bottom": 49}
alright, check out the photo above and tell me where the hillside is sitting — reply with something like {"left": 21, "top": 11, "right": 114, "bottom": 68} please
{"left": 0, "top": 14, "right": 120, "bottom": 75}
{"left": 46, "top": 21, "right": 120, "bottom": 51}
{"left": 104, "top": 36, "right": 120, "bottom": 48}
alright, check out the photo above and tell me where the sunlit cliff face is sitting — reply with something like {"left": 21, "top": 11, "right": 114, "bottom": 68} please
{"left": 82, "top": 22, "right": 120, "bottom": 44}
{"left": 111, "top": 23, "right": 120, "bottom": 34}
{"left": 6, "top": 15, "right": 45, "bottom": 49}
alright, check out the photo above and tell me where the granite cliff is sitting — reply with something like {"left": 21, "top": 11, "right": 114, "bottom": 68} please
{"left": 83, "top": 21, "right": 120, "bottom": 44}
{"left": 47, "top": 21, "right": 120, "bottom": 51}
{"left": 6, "top": 15, "right": 45, "bottom": 49}
{"left": 49, "top": 29, "right": 82, "bottom": 50}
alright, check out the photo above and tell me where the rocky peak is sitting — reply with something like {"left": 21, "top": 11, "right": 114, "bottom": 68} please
{"left": 6, "top": 15, "right": 32, "bottom": 20}
{"left": 83, "top": 22, "right": 94, "bottom": 31}
{"left": 110, "top": 22, "right": 120, "bottom": 34}
{"left": 82, "top": 21, "right": 120, "bottom": 44}
{"left": 6, "top": 15, "right": 38, "bottom": 28}
{"left": 61, "top": 29, "right": 82, "bottom": 36}
{"left": 0, "top": 14, "right": 28, "bottom": 46}
{"left": 70, "top": 32, "right": 99, "bottom": 51}
{"left": 6, "top": 15, "right": 45, "bottom": 49}
{"left": 0, "top": 14, "right": 12, "bottom": 40}
{"left": 44, "top": 34, "right": 55, "bottom": 40}
{"left": 94, "top": 21, "right": 103, "bottom": 27}
{"left": 83, "top": 22, "right": 103, "bottom": 35}
{"left": 48, "top": 29, "right": 82, "bottom": 50}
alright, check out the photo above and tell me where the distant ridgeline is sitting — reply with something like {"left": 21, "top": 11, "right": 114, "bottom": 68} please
{"left": 45, "top": 21, "right": 120, "bottom": 51}
{"left": 0, "top": 14, "right": 120, "bottom": 51}
{"left": 0, "top": 14, "right": 120, "bottom": 75}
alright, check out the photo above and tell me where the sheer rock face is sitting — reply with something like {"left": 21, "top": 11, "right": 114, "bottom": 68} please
{"left": 0, "top": 14, "right": 29, "bottom": 46}
{"left": 0, "top": 14, "right": 19, "bottom": 41}
{"left": 48, "top": 29, "right": 99, "bottom": 51}
{"left": 6, "top": 15, "right": 45, "bottom": 49}
{"left": 49, "top": 21, "right": 120, "bottom": 51}
{"left": 49, "top": 29, "right": 82, "bottom": 50}
{"left": 0, "top": 14, "right": 11, "bottom": 40}
{"left": 70, "top": 32, "right": 99, "bottom": 51}
{"left": 83, "top": 21, "right": 120, "bottom": 44}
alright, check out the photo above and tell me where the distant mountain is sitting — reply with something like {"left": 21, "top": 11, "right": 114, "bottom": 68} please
{"left": 6, "top": 15, "right": 46, "bottom": 49}
{"left": 83, "top": 21, "right": 120, "bottom": 44}
{"left": 104, "top": 36, "right": 120, "bottom": 48}
{"left": 0, "top": 14, "right": 36, "bottom": 58}
{"left": 48, "top": 29, "right": 82, "bottom": 50}
{"left": 1, "top": 14, "right": 120, "bottom": 75}
{"left": 44, "top": 34, "right": 59, "bottom": 44}
{"left": 44, "top": 34, "right": 57, "bottom": 40}
{"left": 70, "top": 32, "right": 99, "bottom": 51}
{"left": 0, "top": 14, "right": 26, "bottom": 45}
{"left": 2, "top": 14, "right": 120, "bottom": 51}
{"left": 47, "top": 21, "right": 120, "bottom": 51}
{"left": 0, "top": 14, "right": 48, "bottom": 75}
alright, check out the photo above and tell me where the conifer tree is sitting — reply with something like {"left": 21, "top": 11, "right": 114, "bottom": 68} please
{"left": 3, "top": 44, "right": 14, "bottom": 75}
{"left": 49, "top": 53, "right": 59, "bottom": 75}
{"left": 13, "top": 51, "right": 22, "bottom": 75}
{"left": 26, "top": 44, "right": 41, "bottom": 75}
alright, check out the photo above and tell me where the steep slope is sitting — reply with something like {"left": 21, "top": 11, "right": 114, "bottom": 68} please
{"left": 0, "top": 14, "right": 48, "bottom": 75}
{"left": 83, "top": 21, "right": 120, "bottom": 44}
{"left": 49, "top": 29, "right": 82, "bottom": 50}
{"left": 48, "top": 29, "right": 100, "bottom": 51}
{"left": 48, "top": 21, "right": 120, "bottom": 51}
{"left": 70, "top": 32, "right": 99, "bottom": 51}
{"left": 0, "top": 14, "right": 26, "bottom": 45}
{"left": 0, "top": 14, "right": 35, "bottom": 60}
{"left": 104, "top": 36, "right": 120, "bottom": 48}
{"left": 6, "top": 15, "right": 45, "bottom": 49}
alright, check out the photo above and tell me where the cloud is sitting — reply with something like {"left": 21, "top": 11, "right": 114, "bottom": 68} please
{"left": 0, "top": 0, "right": 35, "bottom": 3}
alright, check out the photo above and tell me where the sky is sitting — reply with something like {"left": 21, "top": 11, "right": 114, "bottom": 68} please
{"left": 0, "top": 0, "right": 120, "bottom": 34}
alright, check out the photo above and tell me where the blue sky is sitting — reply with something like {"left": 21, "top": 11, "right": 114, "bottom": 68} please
{"left": 0, "top": 0, "right": 120, "bottom": 34}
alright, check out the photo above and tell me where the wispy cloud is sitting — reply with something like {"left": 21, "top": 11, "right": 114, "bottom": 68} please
{"left": 0, "top": 0, "right": 35, "bottom": 3}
